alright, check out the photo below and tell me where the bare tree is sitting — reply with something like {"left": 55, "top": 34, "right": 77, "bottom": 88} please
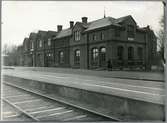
{"left": 3, "top": 44, "right": 8, "bottom": 55}
{"left": 2, "top": 44, "right": 20, "bottom": 66}
{"left": 157, "top": 15, "right": 165, "bottom": 64}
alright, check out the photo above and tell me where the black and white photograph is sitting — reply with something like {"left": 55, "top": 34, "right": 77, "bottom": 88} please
{"left": 1, "top": 1, "right": 166, "bottom": 122}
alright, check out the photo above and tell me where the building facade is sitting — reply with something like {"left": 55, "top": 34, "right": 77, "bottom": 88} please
{"left": 22, "top": 15, "right": 157, "bottom": 71}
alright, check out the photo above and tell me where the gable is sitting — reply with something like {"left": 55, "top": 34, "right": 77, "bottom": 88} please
{"left": 125, "top": 16, "right": 137, "bottom": 26}
{"left": 117, "top": 15, "right": 137, "bottom": 26}
{"left": 73, "top": 22, "right": 85, "bottom": 31}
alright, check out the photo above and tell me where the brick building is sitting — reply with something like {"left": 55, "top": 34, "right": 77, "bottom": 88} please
{"left": 53, "top": 25, "right": 71, "bottom": 68}
{"left": 22, "top": 15, "right": 157, "bottom": 71}
{"left": 44, "top": 31, "right": 57, "bottom": 67}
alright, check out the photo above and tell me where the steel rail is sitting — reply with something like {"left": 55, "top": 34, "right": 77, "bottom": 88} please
{"left": 2, "top": 99, "right": 39, "bottom": 121}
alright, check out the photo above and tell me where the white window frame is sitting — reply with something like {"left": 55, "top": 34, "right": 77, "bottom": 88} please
{"left": 74, "top": 31, "right": 80, "bottom": 41}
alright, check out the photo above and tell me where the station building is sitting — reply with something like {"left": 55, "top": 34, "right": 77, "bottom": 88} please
{"left": 22, "top": 15, "right": 157, "bottom": 70}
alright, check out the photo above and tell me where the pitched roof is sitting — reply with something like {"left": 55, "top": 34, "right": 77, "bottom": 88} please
{"left": 116, "top": 15, "right": 131, "bottom": 23}
{"left": 116, "top": 15, "right": 136, "bottom": 24}
{"left": 54, "top": 28, "right": 72, "bottom": 39}
{"left": 84, "top": 17, "right": 121, "bottom": 32}
{"left": 23, "top": 38, "right": 29, "bottom": 43}
{"left": 38, "top": 30, "right": 47, "bottom": 37}
{"left": 29, "top": 33, "right": 37, "bottom": 39}
{"left": 53, "top": 15, "right": 136, "bottom": 38}
{"left": 47, "top": 31, "right": 57, "bottom": 38}
{"left": 47, "top": 30, "right": 57, "bottom": 35}
{"left": 23, "top": 38, "right": 29, "bottom": 46}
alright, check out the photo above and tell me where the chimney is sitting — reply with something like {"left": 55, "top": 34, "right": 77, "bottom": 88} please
{"left": 57, "top": 25, "right": 62, "bottom": 32}
{"left": 82, "top": 17, "right": 88, "bottom": 24}
{"left": 146, "top": 25, "right": 150, "bottom": 31}
{"left": 70, "top": 21, "right": 74, "bottom": 28}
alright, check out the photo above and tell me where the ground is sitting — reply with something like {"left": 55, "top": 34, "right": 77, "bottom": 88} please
{"left": 3, "top": 66, "right": 165, "bottom": 105}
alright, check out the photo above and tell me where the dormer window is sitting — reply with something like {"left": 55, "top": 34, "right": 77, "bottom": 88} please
{"left": 74, "top": 31, "right": 80, "bottom": 41}
{"left": 48, "top": 38, "right": 51, "bottom": 46}
{"left": 127, "top": 25, "right": 135, "bottom": 39}
{"left": 39, "top": 40, "right": 42, "bottom": 47}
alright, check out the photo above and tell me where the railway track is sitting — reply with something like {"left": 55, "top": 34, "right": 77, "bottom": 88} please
{"left": 2, "top": 100, "right": 34, "bottom": 121}
{"left": 2, "top": 83, "right": 118, "bottom": 121}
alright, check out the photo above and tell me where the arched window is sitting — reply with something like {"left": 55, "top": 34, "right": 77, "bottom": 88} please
{"left": 128, "top": 47, "right": 134, "bottom": 60}
{"left": 137, "top": 47, "right": 143, "bottom": 60}
{"left": 59, "top": 51, "right": 64, "bottom": 63}
{"left": 117, "top": 46, "right": 124, "bottom": 60}
{"left": 101, "top": 47, "right": 106, "bottom": 53}
{"left": 91, "top": 48, "right": 99, "bottom": 65}
{"left": 100, "top": 47, "right": 106, "bottom": 63}
{"left": 74, "top": 49, "right": 80, "bottom": 65}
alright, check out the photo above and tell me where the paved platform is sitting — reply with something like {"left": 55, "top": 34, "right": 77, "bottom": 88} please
{"left": 3, "top": 66, "right": 164, "bottom": 81}
{"left": 3, "top": 67, "right": 165, "bottom": 105}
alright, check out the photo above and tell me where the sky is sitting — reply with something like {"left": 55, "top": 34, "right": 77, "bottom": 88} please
{"left": 2, "top": 1, "right": 164, "bottom": 47}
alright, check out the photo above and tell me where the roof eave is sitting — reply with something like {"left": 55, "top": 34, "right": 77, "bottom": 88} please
{"left": 54, "top": 35, "right": 72, "bottom": 40}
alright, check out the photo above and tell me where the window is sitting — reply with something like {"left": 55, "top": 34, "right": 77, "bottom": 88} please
{"left": 117, "top": 46, "right": 124, "bottom": 60}
{"left": 74, "top": 31, "right": 80, "bottom": 41}
{"left": 31, "top": 41, "right": 34, "bottom": 50}
{"left": 39, "top": 40, "right": 42, "bottom": 47}
{"left": 101, "top": 47, "right": 106, "bottom": 53}
{"left": 46, "top": 52, "right": 53, "bottom": 61}
{"left": 115, "top": 28, "right": 120, "bottom": 37}
{"left": 100, "top": 33, "right": 104, "bottom": 40}
{"left": 137, "top": 47, "right": 143, "bottom": 60}
{"left": 127, "top": 25, "right": 135, "bottom": 38}
{"left": 74, "top": 49, "right": 80, "bottom": 65}
{"left": 59, "top": 51, "right": 64, "bottom": 63}
{"left": 93, "top": 34, "right": 97, "bottom": 41}
{"left": 48, "top": 38, "right": 51, "bottom": 46}
{"left": 128, "top": 47, "right": 134, "bottom": 60}
{"left": 92, "top": 48, "right": 99, "bottom": 65}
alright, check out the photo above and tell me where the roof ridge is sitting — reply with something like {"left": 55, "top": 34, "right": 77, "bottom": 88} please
{"left": 88, "top": 16, "right": 115, "bottom": 24}
{"left": 116, "top": 15, "right": 131, "bottom": 20}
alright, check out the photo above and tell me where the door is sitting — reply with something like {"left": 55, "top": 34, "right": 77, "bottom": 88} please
{"left": 99, "top": 47, "right": 106, "bottom": 67}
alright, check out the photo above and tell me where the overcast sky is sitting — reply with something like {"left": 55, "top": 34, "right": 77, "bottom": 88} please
{"left": 2, "top": 1, "right": 163, "bottom": 47}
